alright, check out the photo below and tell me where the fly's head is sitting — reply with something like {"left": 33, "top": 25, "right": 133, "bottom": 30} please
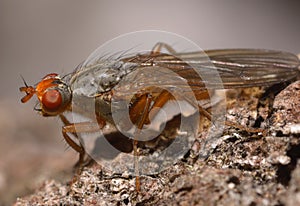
{"left": 20, "top": 73, "right": 72, "bottom": 116}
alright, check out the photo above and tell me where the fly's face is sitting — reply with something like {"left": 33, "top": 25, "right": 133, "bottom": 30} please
{"left": 20, "top": 73, "right": 72, "bottom": 116}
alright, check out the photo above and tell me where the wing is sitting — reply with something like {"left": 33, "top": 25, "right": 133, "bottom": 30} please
{"left": 200, "top": 49, "right": 299, "bottom": 88}
{"left": 149, "top": 49, "right": 300, "bottom": 89}
{"left": 114, "top": 49, "right": 299, "bottom": 100}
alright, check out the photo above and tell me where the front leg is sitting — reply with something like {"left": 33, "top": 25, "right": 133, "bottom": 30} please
{"left": 59, "top": 114, "right": 107, "bottom": 187}
{"left": 59, "top": 114, "right": 106, "bottom": 166}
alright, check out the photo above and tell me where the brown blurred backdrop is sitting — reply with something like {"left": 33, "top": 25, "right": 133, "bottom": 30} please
{"left": 0, "top": 0, "right": 299, "bottom": 205}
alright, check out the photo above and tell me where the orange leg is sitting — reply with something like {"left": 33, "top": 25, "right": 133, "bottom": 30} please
{"left": 59, "top": 114, "right": 106, "bottom": 165}
{"left": 194, "top": 107, "right": 267, "bottom": 135}
{"left": 130, "top": 93, "right": 153, "bottom": 192}
{"left": 59, "top": 114, "right": 107, "bottom": 186}
{"left": 151, "top": 42, "right": 176, "bottom": 54}
{"left": 129, "top": 90, "right": 178, "bottom": 192}
{"left": 224, "top": 120, "right": 267, "bottom": 135}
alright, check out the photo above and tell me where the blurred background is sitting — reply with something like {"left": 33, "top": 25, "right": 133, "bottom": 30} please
{"left": 0, "top": 0, "right": 299, "bottom": 205}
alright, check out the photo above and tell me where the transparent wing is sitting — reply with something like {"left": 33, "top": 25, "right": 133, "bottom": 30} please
{"left": 201, "top": 49, "right": 299, "bottom": 88}
{"left": 112, "top": 49, "right": 300, "bottom": 101}
{"left": 120, "top": 49, "right": 299, "bottom": 91}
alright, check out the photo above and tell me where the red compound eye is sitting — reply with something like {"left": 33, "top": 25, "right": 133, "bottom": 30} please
{"left": 42, "top": 89, "right": 62, "bottom": 111}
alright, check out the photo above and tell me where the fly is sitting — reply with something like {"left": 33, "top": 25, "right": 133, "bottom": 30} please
{"left": 19, "top": 43, "right": 300, "bottom": 191}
